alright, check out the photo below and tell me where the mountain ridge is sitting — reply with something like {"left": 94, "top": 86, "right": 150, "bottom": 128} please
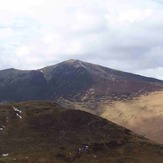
{"left": 0, "top": 59, "right": 162, "bottom": 103}
{"left": 1, "top": 59, "right": 162, "bottom": 82}
{"left": 42, "top": 59, "right": 162, "bottom": 82}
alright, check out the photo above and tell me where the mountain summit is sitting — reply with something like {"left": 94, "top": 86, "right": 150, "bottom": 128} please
{"left": 0, "top": 59, "right": 162, "bottom": 102}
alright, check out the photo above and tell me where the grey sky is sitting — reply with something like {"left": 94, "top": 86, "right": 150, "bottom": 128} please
{"left": 0, "top": 0, "right": 163, "bottom": 79}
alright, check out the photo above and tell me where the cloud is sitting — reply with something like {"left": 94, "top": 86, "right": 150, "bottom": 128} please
{"left": 0, "top": 0, "right": 162, "bottom": 79}
{"left": 137, "top": 67, "right": 163, "bottom": 80}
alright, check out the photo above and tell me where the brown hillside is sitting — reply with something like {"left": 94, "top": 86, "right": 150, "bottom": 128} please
{"left": 0, "top": 101, "right": 163, "bottom": 162}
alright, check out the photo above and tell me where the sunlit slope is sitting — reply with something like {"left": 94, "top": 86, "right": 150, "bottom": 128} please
{"left": 101, "top": 91, "right": 163, "bottom": 144}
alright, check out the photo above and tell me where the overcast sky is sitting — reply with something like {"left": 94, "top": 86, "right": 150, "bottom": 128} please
{"left": 0, "top": 0, "right": 163, "bottom": 79}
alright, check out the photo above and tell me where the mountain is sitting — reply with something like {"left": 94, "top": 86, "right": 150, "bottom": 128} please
{"left": 0, "top": 59, "right": 162, "bottom": 102}
{"left": 41, "top": 59, "right": 163, "bottom": 101}
{"left": 0, "top": 59, "right": 163, "bottom": 144}
{"left": 0, "top": 101, "right": 163, "bottom": 163}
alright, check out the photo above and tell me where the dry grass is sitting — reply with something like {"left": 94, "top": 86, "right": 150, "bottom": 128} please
{"left": 101, "top": 91, "right": 163, "bottom": 144}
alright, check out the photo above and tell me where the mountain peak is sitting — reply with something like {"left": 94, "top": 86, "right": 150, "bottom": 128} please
{"left": 0, "top": 59, "right": 162, "bottom": 102}
{"left": 63, "top": 59, "right": 87, "bottom": 69}
{"left": 64, "top": 59, "right": 79, "bottom": 63}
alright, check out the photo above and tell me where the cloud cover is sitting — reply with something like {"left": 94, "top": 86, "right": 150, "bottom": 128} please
{"left": 0, "top": 0, "right": 163, "bottom": 79}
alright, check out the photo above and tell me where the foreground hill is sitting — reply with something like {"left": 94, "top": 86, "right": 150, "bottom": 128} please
{"left": 0, "top": 101, "right": 163, "bottom": 163}
{"left": 0, "top": 59, "right": 162, "bottom": 102}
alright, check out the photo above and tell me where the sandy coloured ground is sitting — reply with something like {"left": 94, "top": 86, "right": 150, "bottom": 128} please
{"left": 101, "top": 91, "right": 163, "bottom": 144}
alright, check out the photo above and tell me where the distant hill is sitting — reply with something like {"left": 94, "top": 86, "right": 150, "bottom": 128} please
{"left": 0, "top": 101, "right": 163, "bottom": 163}
{"left": 0, "top": 59, "right": 162, "bottom": 102}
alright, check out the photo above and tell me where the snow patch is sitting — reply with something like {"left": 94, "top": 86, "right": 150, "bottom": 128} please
{"left": 2, "top": 153, "right": 9, "bottom": 157}
{"left": 85, "top": 145, "right": 89, "bottom": 150}
{"left": 78, "top": 144, "right": 89, "bottom": 153}
{"left": 12, "top": 106, "right": 22, "bottom": 113}
{"left": 16, "top": 113, "right": 22, "bottom": 119}
{"left": 0, "top": 126, "right": 5, "bottom": 131}
{"left": 79, "top": 61, "right": 87, "bottom": 69}
{"left": 12, "top": 106, "right": 22, "bottom": 119}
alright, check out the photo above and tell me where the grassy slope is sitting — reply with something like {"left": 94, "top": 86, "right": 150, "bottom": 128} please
{"left": 101, "top": 91, "right": 163, "bottom": 144}
{"left": 0, "top": 101, "right": 162, "bottom": 162}
{"left": 62, "top": 91, "right": 163, "bottom": 144}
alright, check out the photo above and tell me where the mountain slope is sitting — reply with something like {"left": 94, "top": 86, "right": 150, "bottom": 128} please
{"left": 101, "top": 91, "right": 163, "bottom": 144}
{"left": 0, "top": 101, "right": 163, "bottom": 163}
{"left": 0, "top": 59, "right": 162, "bottom": 102}
{"left": 66, "top": 90, "right": 163, "bottom": 144}
{"left": 0, "top": 68, "right": 46, "bottom": 101}
{"left": 41, "top": 59, "right": 163, "bottom": 101}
